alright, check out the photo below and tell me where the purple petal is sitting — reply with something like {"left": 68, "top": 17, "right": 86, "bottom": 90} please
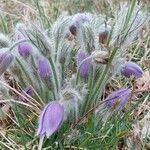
{"left": 37, "top": 57, "right": 52, "bottom": 78}
{"left": 77, "top": 50, "right": 91, "bottom": 77}
{"left": 106, "top": 88, "right": 131, "bottom": 110}
{"left": 37, "top": 103, "right": 51, "bottom": 136}
{"left": 37, "top": 101, "right": 64, "bottom": 138}
{"left": 17, "top": 32, "right": 32, "bottom": 58}
{"left": 121, "top": 61, "right": 143, "bottom": 78}
{"left": 45, "top": 102, "right": 64, "bottom": 137}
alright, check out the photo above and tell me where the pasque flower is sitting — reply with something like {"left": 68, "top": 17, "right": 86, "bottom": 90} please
{"left": 69, "top": 13, "right": 91, "bottom": 35}
{"left": 77, "top": 50, "right": 91, "bottom": 77}
{"left": 37, "top": 56, "right": 51, "bottom": 78}
{"left": 17, "top": 31, "right": 32, "bottom": 58}
{"left": 106, "top": 88, "right": 131, "bottom": 111}
{"left": 121, "top": 61, "right": 143, "bottom": 78}
{"left": 37, "top": 101, "right": 64, "bottom": 138}
{"left": 0, "top": 50, "right": 14, "bottom": 75}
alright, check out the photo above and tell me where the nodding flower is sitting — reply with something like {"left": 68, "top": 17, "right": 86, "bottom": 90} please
{"left": 37, "top": 56, "right": 52, "bottom": 78}
{"left": 121, "top": 61, "right": 143, "bottom": 78}
{"left": 106, "top": 88, "right": 131, "bottom": 111}
{"left": 69, "top": 13, "right": 91, "bottom": 35}
{"left": 37, "top": 101, "right": 64, "bottom": 138}
{"left": 77, "top": 50, "right": 92, "bottom": 77}
{"left": 0, "top": 49, "right": 14, "bottom": 76}
{"left": 17, "top": 31, "right": 32, "bottom": 58}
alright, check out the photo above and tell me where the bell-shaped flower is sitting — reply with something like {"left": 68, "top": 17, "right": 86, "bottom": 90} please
{"left": 0, "top": 50, "right": 14, "bottom": 75}
{"left": 106, "top": 88, "right": 131, "bottom": 111}
{"left": 37, "top": 101, "right": 64, "bottom": 138}
{"left": 121, "top": 61, "right": 143, "bottom": 78}
{"left": 77, "top": 50, "right": 92, "bottom": 77}
{"left": 17, "top": 31, "right": 32, "bottom": 58}
{"left": 37, "top": 56, "right": 52, "bottom": 78}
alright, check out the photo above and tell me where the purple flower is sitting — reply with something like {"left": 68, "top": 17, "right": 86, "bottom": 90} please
{"left": 72, "top": 13, "right": 90, "bottom": 26}
{"left": 37, "top": 101, "right": 64, "bottom": 138}
{"left": 77, "top": 50, "right": 91, "bottom": 77}
{"left": 69, "top": 13, "right": 91, "bottom": 35}
{"left": 106, "top": 88, "right": 131, "bottom": 111}
{"left": 0, "top": 51, "right": 14, "bottom": 75}
{"left": 37, "top": 57, "right": 51, "bottom": 78}
{"left": 17, "top": 32, "right": 32, "bottom": 58}
{"left": 19, "top": 86, "right": 33, "bottom": 102}
{"left": 121, "top": 61, "right": 143, "bottom": 78}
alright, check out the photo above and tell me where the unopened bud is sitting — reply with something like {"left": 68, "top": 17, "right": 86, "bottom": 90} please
{"left": 98, "top": 24, "right": 111, "bottom": 44}
{"left": 91, "top": 50, "right": 109, "bottom": 64}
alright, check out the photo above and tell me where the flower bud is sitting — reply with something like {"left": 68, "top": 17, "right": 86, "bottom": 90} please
{"left": 98, "top": 24, "right": 111, "bottom": 44}
{"left": 0, "top": 49, "right": 14, "bottom": 75}
{"left": 69, "top": 25, "right": 77, "bottom": 36}
{"left": 77, "top": 50, "right": 91, "bottom": 77}
{"left": 17, "top": 31, "right": 32, "bottom": 58}
{"left": 121, "top": 61, "right": 143, "bottom": 78}
{"left": 69, "top": 13, "right": 91, "bottom": 35}
{"left": 37, "top": 56, "right": 52, "bottom": 78}
{"left": 37, "top": 101, "right": 64, "bottom": 138}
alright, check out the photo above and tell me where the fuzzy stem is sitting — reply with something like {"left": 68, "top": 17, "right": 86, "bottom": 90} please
{"left": 72, "top": 95, "right": 120, "bottom": 129}
{"left": 48, "top": 56, "right": 59, "bottom": 99}
{"left": 83, "top": 65, "right": 95, "bottom": 112}
{"left": 38, "top": 136, "right": 44, "bottom": 150}
{"left": 9, "top": 39, "right": 29, "bottom": 51}
{"left": 89, "top": 47, "right": 118, "bottom": 105}
{"left": 72, "top": 89, "right": 150, "bottom": 129}
{"left": 123, "top": 0, "right": 137, "bottom": 30}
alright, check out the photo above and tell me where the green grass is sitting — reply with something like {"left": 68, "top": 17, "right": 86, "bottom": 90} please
{"left": 0, "top": 0, "right": 150, "bottom": 150}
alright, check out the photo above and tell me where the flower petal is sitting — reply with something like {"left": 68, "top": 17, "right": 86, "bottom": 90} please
{"left": 121, "top": 61, "right": 143, "bottom": 78}
{"left": 37, "top": 101, "right": 64, "bottom": 138}
{"left": 45, "top": 102, "right": 64, "bottom": 138}
{"left": 77, "top": 50, "right": 91, "bottom": 77}
{"left": 106, "top": 88, "right": 131, "bottom": 110}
